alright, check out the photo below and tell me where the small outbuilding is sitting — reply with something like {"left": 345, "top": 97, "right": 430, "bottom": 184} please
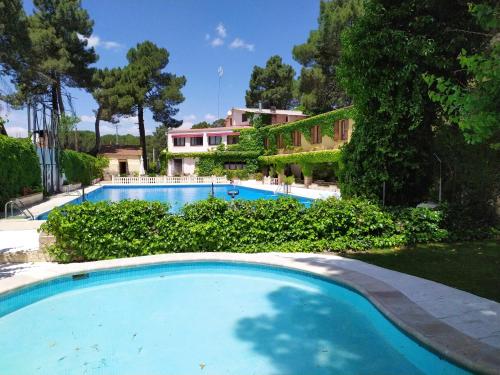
{"left": 98, "top": 145, "right": 142, "bottom": 179}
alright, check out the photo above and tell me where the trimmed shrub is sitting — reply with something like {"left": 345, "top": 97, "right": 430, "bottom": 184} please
{"left": 41, "top": 197, "right": 450, "bottom": 263}
{"left": 0, "top": 135, "right": 41, "bottom": 206}
{"left": 61, "top": 150, "right": 108, "bottom": 185}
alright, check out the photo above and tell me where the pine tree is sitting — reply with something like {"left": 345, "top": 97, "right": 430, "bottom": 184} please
{"left": 245, "top": 55, "right": 295, "bottom": 109}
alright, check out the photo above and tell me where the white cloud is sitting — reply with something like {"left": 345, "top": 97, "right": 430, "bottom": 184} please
{"left": 4, "top": 125, "right": 27, "bottom": 138}
{"left": 204, "top": 113, "right": 216, "bottom": 122}
{"left": 210, "top": 37, "right": 224, "bottom": 47}
{"left": 229, "top": 38, "right": 255, "bottom": 52}
{"left": 120, "top": 116, "right": 139, "bottom": 125}
{"left": 216, "top": 23, "right": 227, "bottom": 38}
{"left": 80, "top": 114, "right": 96, "bottom": 123}
{"left": 77, "top": 33, "right": 123, "bottom": 51}
{"left": 102, "top": 41, "right": 122, "bottom": 50}
{"left": 180, "top": 114, "right": 197, "bottom": 128}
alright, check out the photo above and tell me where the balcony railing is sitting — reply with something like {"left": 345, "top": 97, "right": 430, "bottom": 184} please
{"left": 111, "top": 175, "right": 229, "bottom": 184}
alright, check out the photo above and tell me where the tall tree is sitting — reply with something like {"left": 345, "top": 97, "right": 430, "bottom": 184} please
{"left": 293, "top": 0, "right": 363, "bottom": 114}
{"left": 0, "top": 0, "right": 30, "bottom": 83}
{"left": 338, "top": 0, "right": 487, "bottom": 205}
{"left": 90, "top": 68, "right": 128, "bottom": 154}
{"left": 118, "top": 41, "right": 186, "bottom": 170}
{"left": 25, "top": 0, "right": 97, "bottom": 115}
{"left": 245, "top": 55, "right": 295, "bottom": 109}
{"left": 425, "top": 3, "right": 500, "bottom": 147}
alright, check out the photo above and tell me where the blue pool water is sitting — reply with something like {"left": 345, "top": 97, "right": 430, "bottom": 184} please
{"left": 0, "top": 262, "right": 468, "bottom": 375}
{"left": 37, "top": 185, "right": 313, "bottom": 219}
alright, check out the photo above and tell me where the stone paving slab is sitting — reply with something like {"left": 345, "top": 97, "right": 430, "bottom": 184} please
{"left": 0, "top": 252, "right": 499, "bottom": 373}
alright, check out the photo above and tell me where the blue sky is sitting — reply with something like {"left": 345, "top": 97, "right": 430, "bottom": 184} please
{"left": 4, "top": 0, "right": 320, "bottom": 137}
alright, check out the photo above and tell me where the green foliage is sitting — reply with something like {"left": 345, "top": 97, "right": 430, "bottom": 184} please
{"left": 0, "top": 0, "right": 30, "bottom": 79}
{"left": 59, "top": 114, "right": 81, "bottom": 149}
{"left": 265, "top": 107, "right": 352, "bottom": 144}
{"left": 283, "top": 175, "right": 295, "bottom": 185}
{"left": 191, "top": 119, "right": 225, "bottom": 129}
{"left": 60, "top": 150, "right": 108, "bottom": 185}
{"left": 0, "top": 135, "right": 41, "bottom": 206}
{"left": 259, "top": 150, "right": 341, "bottom": 169}
{"left": 41, "top": 197, "right": 450, "bottom": 262}
{"left": 293, "top": 0, "right": 363, "bottom": 114}
{"left": 108, "top": 41, "right": 186, "bottom": 170}
{"left": 245, "top": 55, "right": 296, "bottom": 109}
{"left": 337, "top": 0, "right": 486, "bottom": 205}
{"left": 424, "top": 3, "right": 500, "bottom": 146}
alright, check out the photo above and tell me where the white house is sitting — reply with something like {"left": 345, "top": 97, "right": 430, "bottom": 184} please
{"left": 166, "top": 126, "right": 250, "bottom": 176}
{"left": 225, "top": 107, "right": 307, "bottom": 127}
{"left": 99, "top": 145, "right": 142, "bottom": 179}
{"left": 166, "top": 106, "right": 308, "bottom": 176}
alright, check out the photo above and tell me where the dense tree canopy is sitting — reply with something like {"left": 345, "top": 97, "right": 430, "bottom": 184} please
{"left": 22, "top": 0, "right": 97, "bottom": 114}
{"left": 293, "top": 0, "right": 363, "bottom": 114}
{"left": 245, "top": 55, "right": 295, "bottom": 109}
{"left": 338, "top": 0, "right": 487, "bottom": 205}
{"left": 109, "top": 41, "right": 186, "bottom": 170}
{"left": 425, "top": 3, "right": 500, "bottom": 147}
{"left": 0, "top": 0, "right": 30, "bottom": 83}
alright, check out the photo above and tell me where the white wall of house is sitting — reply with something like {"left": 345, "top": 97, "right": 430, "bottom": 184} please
{"left": 104, "top": 157, "right": 141, "bottom": 177}
{"left": 167, "top": 157, "right": 196, "bottom": 176}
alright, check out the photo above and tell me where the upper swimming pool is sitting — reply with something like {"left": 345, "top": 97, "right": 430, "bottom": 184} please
{"left": 36, "top": 185, "right": 313, "bottom": 219}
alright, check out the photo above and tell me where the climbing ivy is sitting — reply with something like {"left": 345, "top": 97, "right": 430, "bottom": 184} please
{"left": 265, "top": 107, "right": 353, "bottom": 147}
{"left": 259, "top": 150, "right": 341, "bottom": 176}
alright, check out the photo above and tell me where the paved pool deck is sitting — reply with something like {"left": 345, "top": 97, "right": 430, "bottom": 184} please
{"left": 1, "top": 252, "right": 499, "bottom": 374}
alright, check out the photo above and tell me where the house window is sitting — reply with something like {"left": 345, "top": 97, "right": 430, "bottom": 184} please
{"left": 224, "top": 162, "right": 245, "bottom": 170}
{"left": 276, "top": 134, "right": 284, "bottom": 148}
{"left": 285, "top": 115, "right": 289, "bottom": 123}
{"left": 227, "top": 135, "right": 239, "bottom": 145}
{"left": 292, "top": 130, "right": 301, "bottom": 146}
{"left": 311, "top": 125, "right": 321, "bottom": 144}
{"left": 209, "top": 136, "right": 222, "bottom": 145}
{"left": 341, "top": 120, "right": 349, "bottom": 140}
{"left": 241, "top": 113, "right": 248, "bottom": 123}
{"left": 190, "top": 137, "right": 203, "bottom": 146}
{"left": 173, "top": 137, "right": 185, "bottom": 146}
{"left": 263, "top": 137, "right": 269, "bottom": 149}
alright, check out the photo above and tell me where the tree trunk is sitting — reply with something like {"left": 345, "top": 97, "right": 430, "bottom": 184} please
{"left": 0, "top": 122, "right": 7, "bottom": 136}
{"left": 138, "top": 105, "right": 148, "bottom": 171}
{"left": 51, "top": 82, "right": 61, "bottom": 193}
{"left": 56, "top": 76, "right": 65, "bottom": 115}
{"left": 92, "top": 106, "right": 102, "bottom": 156}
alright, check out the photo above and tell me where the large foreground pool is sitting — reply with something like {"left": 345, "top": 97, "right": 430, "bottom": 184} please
{"left": 0, "top": 262, "right": 468, "bottom": 374}
{"left": 37, "top": 184, "right": 313, "bottom": 219}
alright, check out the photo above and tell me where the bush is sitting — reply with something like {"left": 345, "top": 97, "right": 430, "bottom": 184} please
{"left": 61, "top": 150, "right": 108, "bottom": 185}
{"left": 41, "top": 197, "right": 450, "bottom": 262}
{"left": 0, "top": 135, "right": 42, "bottom": 206}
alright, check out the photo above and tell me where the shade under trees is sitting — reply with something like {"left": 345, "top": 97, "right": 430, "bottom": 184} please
{"left": 338, "top": 0, "right": 489, "bottom": 206}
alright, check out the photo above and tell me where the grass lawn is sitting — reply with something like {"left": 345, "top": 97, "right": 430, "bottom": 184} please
{"left": 342, "top": 239, "right": 500, "bottom": 302}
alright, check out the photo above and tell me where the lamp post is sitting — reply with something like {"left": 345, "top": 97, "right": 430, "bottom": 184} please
{"left": 434, "top": 153, "right": 442, "bottom": 203}
{"left": 217, "top": 66, "right": 223, "bottom": 120}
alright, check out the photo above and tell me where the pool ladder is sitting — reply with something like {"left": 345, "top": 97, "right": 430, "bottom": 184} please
{"left": 4, "top": 199, "right": 35, "bottom": 220}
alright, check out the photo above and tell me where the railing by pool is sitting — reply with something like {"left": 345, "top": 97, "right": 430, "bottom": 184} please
{"left": 111, "top": 176, "right": 229, "bottom": 184}
{"left": 263, "top": 177, "right": 279, "bottom": 185}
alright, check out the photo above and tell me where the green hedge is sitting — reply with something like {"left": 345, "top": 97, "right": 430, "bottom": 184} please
{"left": 259, "top": 150, "right": 341, "bottom": 166}
{"left": 61, "top": 150, "right": 108, "bottom": 185}
{"left": 41, "top": 197, "right": 448, "bottom": 262}
{"left": 0, "top": 135, "right": 41, "bottom": 206}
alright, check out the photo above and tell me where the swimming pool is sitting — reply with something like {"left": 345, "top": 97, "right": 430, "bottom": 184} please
{"left": 36, "top": 185, "right": 313, "bottom": 219}
{"left": 0, "top": 262, "right": 468, "bottom": 374}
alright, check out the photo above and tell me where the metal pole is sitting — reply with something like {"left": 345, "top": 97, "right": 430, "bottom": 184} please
{"left": 433, "top": 153, "right": 442, "bottom": 203}
{"left": 382, "top": 181, "right": 386, "bottom": 206}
